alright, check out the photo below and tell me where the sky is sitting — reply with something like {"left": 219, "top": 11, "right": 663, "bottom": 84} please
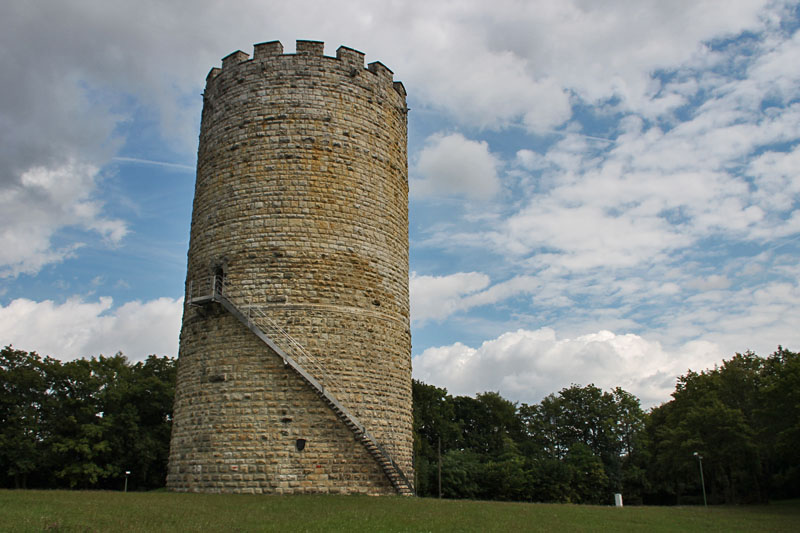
{"left": 1, "top": 0, "right": 799, "bottom": 407}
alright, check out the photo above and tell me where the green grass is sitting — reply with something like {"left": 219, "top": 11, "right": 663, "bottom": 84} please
{"left": 1, "top": 491, "right": 798, "bottom": 532}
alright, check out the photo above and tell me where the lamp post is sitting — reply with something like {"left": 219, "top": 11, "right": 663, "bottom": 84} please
{"left": 438, "top": 436, "right": 442, "bottom": 499}
{"left": 693, "top": 452, "right": 707, "bottom": 507}
{"left": 124, "top": 471, "right": 130, "bottom": 493}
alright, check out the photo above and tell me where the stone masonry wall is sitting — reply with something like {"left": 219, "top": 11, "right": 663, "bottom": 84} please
{"left": 167, "top": 40, "right": 411, "bottom": 494}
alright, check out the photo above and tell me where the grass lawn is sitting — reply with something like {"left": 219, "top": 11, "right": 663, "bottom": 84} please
{"left": 1, "top": 490, "right": 798, "bottom": 532}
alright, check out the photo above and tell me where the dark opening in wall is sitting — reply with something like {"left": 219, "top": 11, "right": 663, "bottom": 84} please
{"left": 213, "top": 267, "right": 226, "bottom": 296}
{"left": 296, "top": 438, "right": 306, "bottom": 451}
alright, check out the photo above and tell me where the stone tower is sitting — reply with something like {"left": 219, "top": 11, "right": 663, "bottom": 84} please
{"left": 166, "top": 40, "right": 412, "bottom": 495}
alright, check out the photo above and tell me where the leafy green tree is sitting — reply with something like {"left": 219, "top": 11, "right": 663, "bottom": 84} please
{"left": 453, "top": 392, "right": 520, "bottom": 457}
{"left": 481, "top": 436, "right": 527, "bottom": 501}
{"left": 44, "top": 356, "right": 121, "bottom": 488}
{"left": 440, "top": 449, "right": 483, "bottom": 499}
{"left": 412, "top": 380, "right": 459, "bottom": 496}
{"left": 123, "top": 355, "right": 177, "bottom": 489}
{"left": 520, "top": 384, "right": 645, "bottom": 501}
{"left": 644, "top": 348, "right": 800, "bottom": 504}
{"left": 413, "top": 384, "right": 526, "bottom": 499}
{"left": 564, "top": 442, "right": 609, "bottom": 504}
{"left": 0, "top": 346, "right": 49, "bottom": 488}
{"left": 759, "top": 347, "right": 800, "bottom": 498}
{"left": 1, "top": 347, "right": 177, "bottom": 490}
{"left": 613, "top": 387, "right": 649, "bottom": 503}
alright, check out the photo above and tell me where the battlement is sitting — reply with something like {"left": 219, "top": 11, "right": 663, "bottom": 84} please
{"left": 296, "top": 40, "right": 324, "bottom": 55}
{"left": 221, "top": 50, "right": 249, "bottom": 70}
{"left": 367, "top": 61, "right": 393, "bottom": 79}
{"left": 254, "top": 40, "right": 283, "bottom": 58}
{"left": 336, "top": 46, "right": 365, "bottom": 69}
{"left": 206, "top": 40, "right": 404, "bottom": 96}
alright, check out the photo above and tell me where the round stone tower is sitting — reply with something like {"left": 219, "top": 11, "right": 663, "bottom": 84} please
{"left": 166, "top": 40, "right": 412, "bottom": 495}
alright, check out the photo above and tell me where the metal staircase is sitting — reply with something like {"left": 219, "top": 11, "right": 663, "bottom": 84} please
{"left": 188, "top": 276, "right": 414, "bottom": 496}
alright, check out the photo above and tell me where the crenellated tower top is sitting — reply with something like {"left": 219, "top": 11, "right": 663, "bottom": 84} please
{"left": 205, "top": 39, "right": 406, "bottom": 98}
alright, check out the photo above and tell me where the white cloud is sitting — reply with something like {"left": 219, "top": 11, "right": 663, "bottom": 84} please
{"left": 654, "top": 275, "right": 800, "bottom": 357}
{"left": 410, "top": 271, "right": 490, "bottom": 323}
{"left": 422, "top": 11, "right": 800, "bottom": 277}
{"left": 686, "top": 275, "right": 732, "bottom": 291}
{"left": 515, "top": 149, "right": 547, "bottom": 171}
{"left": 0, "top": 296, "right": 182, "bottom": 361}
{"left": 503, "top": 202, "right": 691, "bottom": 270}
{"left": 409, "top": 254, "right": 800, "bottom": 375}
{"left": 411, "top": 133, "right": 502, "bottom": 199}
{"left": 410, "top": 271, "right": 548, "bottom": 325}
{"left": 395, "top": 0, "right": 770, "bottom": 130}
{"left": 457, "top": 0, "right": 770, "bottom": 120}
{"left": 461, "top": 276, "right": 542, "bottom": 309}
{"left": 413, "top": 328, "right": 726, "bottom": 407}
{"left": 747, "top": 145, "right": 800, "bottom": 211}
{"left": 0, "top": 161, "right": 127, "bottom": 277}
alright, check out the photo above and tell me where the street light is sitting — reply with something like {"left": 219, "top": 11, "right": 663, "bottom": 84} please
{"left": 124, "top": 471, "right": 131, "bottom": 493}
{"left": 693, "top": 452, "right": 707, "bottom": 507}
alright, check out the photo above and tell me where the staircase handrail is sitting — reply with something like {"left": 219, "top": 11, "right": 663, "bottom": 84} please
{"left": 247, "top": 307, "right": 329, "bottom": 393}
{"left": 188, "top": 275, "right": 413, "bottom": 494}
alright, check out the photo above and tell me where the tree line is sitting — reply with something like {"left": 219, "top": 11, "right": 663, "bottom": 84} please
{"left": 2, "top": 344, "right": 798, "bottom": 504}
{"left": 0, "top": 346, "right": 175, "bottom": 490}
{"left": 413, "top": 347, "right": 800, "bottom": 504}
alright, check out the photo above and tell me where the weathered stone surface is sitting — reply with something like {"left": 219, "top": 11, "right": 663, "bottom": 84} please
{"left": 166, "top": 40, "right": 411, "bottom": 495}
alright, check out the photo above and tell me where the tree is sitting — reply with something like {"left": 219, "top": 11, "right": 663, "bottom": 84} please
{"left": 520, "top": 384, "right": 646, "bottom": 502}
{"left": 757, "top": 347, "right": 800, "bottom": 499}
{"left": 413, "top": 383, "right": 527, "bottom": 499}
{"left": 0, "top": 346, "right": 49, "bottom": 488}
{"left": 412, "top": 380, "right": 459, "bottom": 496}
{"left": 0, "top": 347, "right": 177, "bottom": 490}
{"left": 114, "top": 355, "right": 177, "bottom": 490}
{"left": 481, "top": 436, "right": 527, "bottom": 501}
{"left": 45, "top": 356, "right": 121, "bottom": 488}
{"left": 564, "top": 442, "right": 609, "bottom": 504}
{"left": 453, "top": 392, "right": 520, "bottom": 457}
{"left": 644, "top": 348, "right": 800, "bottom": 504}
{"left": 439, "top": 449, "right": 483, "bottom": 499}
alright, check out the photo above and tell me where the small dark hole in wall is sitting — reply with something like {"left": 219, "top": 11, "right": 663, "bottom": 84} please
{"left": 296, "top": 438, "right": 306, "bottom": 451}
{"left": 213, "top": 267, "right": 225, "bottom": 296}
